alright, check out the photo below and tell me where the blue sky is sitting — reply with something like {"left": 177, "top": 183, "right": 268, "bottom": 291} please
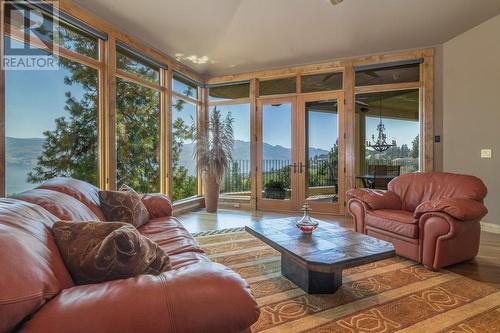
{"left": 5, "top": 57, "right": 85, "bottom": 138}
{"left": 210, "top": 104, "right": 250, "bottom": 142}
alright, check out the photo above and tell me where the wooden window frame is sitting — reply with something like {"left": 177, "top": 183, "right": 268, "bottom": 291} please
{"left": 170, "top": 75, "right": 203, "bottom": 202}
{"left": 1, "top": 10, "right": 106, "bottom": 195}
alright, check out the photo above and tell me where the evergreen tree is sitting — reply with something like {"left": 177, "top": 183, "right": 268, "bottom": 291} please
{"left": 28, "top": 34, "right": 196, "bottom": 197}
{"left": 410, "top": 135, "right": 419, "bottom": 158}
{"left": 27, "top": 58, "right": 99, "bottom": 186}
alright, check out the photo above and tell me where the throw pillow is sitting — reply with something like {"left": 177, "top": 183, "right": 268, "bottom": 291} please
{"left": 52, "top": 221, "right": 170, "bottom": 285}
{"left": 99, "top": 187, "right": 149, "bottom": 227}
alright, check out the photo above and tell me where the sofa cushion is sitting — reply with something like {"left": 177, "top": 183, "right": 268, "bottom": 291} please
{"left": 52, "top": 221, "right": 171, "bottom": 285}
{"left": 12, "top": 189, "right": 99, "bottom": 221}
{"left": 141, "top": 193, "right": 173, "bottom": 218}
{"left": 388, "top": 172, "right": 488, "bottom": 212}
{"left": 366, "top": 209, "right": 419, "bottom": 239}
{"left": 139, "top": 216, "right": 205, "bottom": 257}
{"left": 37, "top": 177, "right": 106, "bottom": 221}
{"left": 99, "top": 189, "right": 150, "bottom": 228}
{"left": 0, "top": 199, "right": 74, "bottom": 333}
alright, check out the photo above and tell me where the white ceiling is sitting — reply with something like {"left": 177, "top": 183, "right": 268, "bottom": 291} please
{"left": 73, "top": 0, "right": 500, "bottom": 77}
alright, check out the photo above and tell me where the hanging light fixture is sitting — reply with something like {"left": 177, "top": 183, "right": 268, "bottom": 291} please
{"left": 366, "top": 97, "right": 396, "bottom": 152}
{"left": 330, "top": 0, "right": 344, "bottom": 6}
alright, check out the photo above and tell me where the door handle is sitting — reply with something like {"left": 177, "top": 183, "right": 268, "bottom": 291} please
{"left": 299, "top": 162, "right": 304, "bottom": 173}
{"left": 293, "top": 163, "right": 297, "bottom": 174}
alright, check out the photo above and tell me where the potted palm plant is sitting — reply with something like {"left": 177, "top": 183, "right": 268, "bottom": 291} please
{"left": 193, "top": 107, "right": 234, "bottom": 213}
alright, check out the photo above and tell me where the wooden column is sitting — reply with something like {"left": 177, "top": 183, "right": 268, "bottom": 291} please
{"left": 344, "top": 64, "right": 355, "bottom": 205}
{"left": 250, "top": 78, "right": 258, "bottom": 210}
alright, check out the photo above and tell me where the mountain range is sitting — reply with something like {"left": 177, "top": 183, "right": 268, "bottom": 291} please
{"left": 179, "top": 140, "right": 329, "bottom": 175}
{"left": 5, "top": 137, "right": 330, "bottom": 192}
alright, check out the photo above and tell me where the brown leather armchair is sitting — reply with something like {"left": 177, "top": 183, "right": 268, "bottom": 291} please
{"left": 0, "top": 178, "right": 259, "bottom": 333}
{"left": 347, "top": 172, "right": 488, "bottom": 270}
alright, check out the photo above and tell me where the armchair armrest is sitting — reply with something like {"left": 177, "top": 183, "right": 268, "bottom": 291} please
{"left": 141, "top": 193, "right": 173, "bottom": 218}
{"left": 346, "top": 188, "right": 402, "bottom": 210}
{"left": 20, "top": 262, "right": 259, "bottom": 333}
{"left": 414, "top": 198, "right": 488, "bottom": 221}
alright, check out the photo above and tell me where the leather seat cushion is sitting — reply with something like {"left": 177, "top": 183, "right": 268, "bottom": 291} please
{"left": 138, "top": 217, "right": 206, "bottom": 258}
{"left": 366, "top": 209, "right": 419, "bottom": 239}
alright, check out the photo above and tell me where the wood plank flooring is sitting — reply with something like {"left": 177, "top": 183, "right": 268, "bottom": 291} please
{"left": 176, "top": 208, "right": 500, "bottom": 288}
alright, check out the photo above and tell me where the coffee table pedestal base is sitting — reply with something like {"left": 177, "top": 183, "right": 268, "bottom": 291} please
{"left": 281, "top": 254, "right": 342, "bottom": 294}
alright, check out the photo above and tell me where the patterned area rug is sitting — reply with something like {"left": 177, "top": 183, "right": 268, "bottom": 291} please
{"left": 195, "top": 229, "right": 500, "bottom": 333}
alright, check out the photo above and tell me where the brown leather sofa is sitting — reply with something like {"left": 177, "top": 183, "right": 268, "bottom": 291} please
{"left": 347, "top": 172, "right": 488, "bottom": 270}
{"left": 0, "top": 177, "right": 259, "bottom": 333}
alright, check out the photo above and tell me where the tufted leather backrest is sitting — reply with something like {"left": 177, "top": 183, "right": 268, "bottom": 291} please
{"left": 0, "top": 199, "right": 74, "bottom": 333}
{"left": 12, "top": 189, "right": 99, "bottom": 221}
{"left": 388, "top": 172, "right": 488, "bottom": 212}
{"left": 36, "top": 177, "right": 106, "bottom": 221}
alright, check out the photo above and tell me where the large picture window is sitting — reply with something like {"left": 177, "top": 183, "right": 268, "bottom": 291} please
{"left": 355, "top": 89, "right": 420, "bottom": 184}
{"left": 4, "top": 3, "right": 103, "bottom": 195}
{"left": 115, "top": 45, "right": 162, "bottom": 193}
{"left": 210, "top": 104, "right": 251, "bottom": 198}
{"left": 171, "top": 96, "right": 198, "bottom": 201}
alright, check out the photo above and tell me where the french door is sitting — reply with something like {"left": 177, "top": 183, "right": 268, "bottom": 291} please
{"left": 256, "top": 97, "right": 299, "bottom": 211}
{"left": 297, "top": 92, "right": 345, "bottom": 215}
{"left": 256, "top": 92, "right": 345, "bottom": 214}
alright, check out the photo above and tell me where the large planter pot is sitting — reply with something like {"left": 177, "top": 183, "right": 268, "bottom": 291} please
{"left": 202, "top": 171, "right": 220, "bottom": 213}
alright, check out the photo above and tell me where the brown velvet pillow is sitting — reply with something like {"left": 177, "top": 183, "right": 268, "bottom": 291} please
{"left": 99, "top": 186, "right": 149, "bottom": 228}
{"left": 52, "top": 221, "right": 170, "bottom": 285}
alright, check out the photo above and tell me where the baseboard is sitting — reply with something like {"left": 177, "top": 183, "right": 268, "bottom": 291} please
{"left": 481, "top": 221, "right": 500, "bottom": 234}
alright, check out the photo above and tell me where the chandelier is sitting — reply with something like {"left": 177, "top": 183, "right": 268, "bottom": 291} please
{"left": 366, "top": 97, "right": 396, "bottom": 152}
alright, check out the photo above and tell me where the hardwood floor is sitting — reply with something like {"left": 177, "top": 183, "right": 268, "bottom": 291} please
{"left": 177, "top": 208, "right": 500, "bottom": 288}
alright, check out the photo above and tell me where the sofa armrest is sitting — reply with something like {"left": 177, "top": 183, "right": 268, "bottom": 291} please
{"left": 414, "top": 198, "right": 487, "bottom": 221}
{"left": 141, "top": 193, "right": 173, "bottom": 218}
{"left": 346, "top": 188, "right": 402, "bottom": 210}
{"left": 20, "top": 262, "right": 259, "bottom": 333}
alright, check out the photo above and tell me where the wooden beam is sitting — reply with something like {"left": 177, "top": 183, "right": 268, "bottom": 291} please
{"left": 249, "top": 78, "right": 258, "bottom": 210}
{"left": 206, "top": 48, "right": 433, "bottom": 84}
{"left": 106, "top": 36, "right": 117, "bottom": 190}
{"left": 115, "top": 69, "right": 163, "bottom": 91}
{"left": 354, "top": 81, "right": 422, "bottom": 94}
{"left": 344, "top": 63, "right": 355, "bottom": 199}
{"left": 422, "top": 56, "right": 434, "bottom": 172}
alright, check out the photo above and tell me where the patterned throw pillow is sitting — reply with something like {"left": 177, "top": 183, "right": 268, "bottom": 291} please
{"left": 98, "top": 186, "right": 149, "bottom": 228}
{"left": 52, "top": 221, "right": 170, "bottom": 285}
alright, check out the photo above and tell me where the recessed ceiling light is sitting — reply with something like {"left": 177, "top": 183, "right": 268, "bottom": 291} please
{"left": 330, "top": 0, "right": 344, "bottom": 5}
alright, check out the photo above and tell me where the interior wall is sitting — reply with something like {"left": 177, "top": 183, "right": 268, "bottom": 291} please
{"left": 442, "top": 14, "right": 500, "bottom": 225}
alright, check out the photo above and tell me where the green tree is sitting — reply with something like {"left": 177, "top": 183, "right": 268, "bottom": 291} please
{"left": 27, "top": 57, "right": 99, "bottom": 186}
{"left": 28, "top": 33, "right": 196, "bottom": 197}
{"left": 410, "top": 135, "right": 419, "bottom": 158}
{"left": 400, "top": 144, "right": 410, "bottom": 158}
{"left": 171, "top": 95, "right": 197, "bottom": 201}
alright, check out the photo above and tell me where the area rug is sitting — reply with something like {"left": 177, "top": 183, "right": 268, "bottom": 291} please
{"left": 195, "top": 229, "right": 500, "bottom": 333}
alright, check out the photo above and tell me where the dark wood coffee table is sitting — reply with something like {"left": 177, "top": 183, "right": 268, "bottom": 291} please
{"left": 245, "top": 217, "right": 395, "bottom": 294}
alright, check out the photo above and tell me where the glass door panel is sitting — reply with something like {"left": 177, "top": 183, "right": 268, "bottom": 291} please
{"left": 305, "top": 100, "right": 339, "bottom": 203}
{"left": 298, "top": 92, "right": 344, "bottom": 214}
{"left": 257, "top": 98, "right": 297, "bottom": 211}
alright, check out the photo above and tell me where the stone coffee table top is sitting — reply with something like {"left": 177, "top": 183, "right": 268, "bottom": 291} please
{"left": 245, "top": 217, "right": 395, "bottom": 293}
